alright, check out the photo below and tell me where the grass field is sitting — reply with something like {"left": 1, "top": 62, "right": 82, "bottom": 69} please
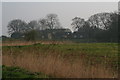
{"left": 2, "top": 42, "right": 118, "bottom": 78}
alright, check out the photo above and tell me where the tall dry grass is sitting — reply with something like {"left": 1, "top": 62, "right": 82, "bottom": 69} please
{"left": 2, "top": 46, "right": 117, "bottom": 78}
{"left": 2, "top": 40, "right": 72, "bottom": 46}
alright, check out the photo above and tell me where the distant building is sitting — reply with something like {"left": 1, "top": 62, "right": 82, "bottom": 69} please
{"left": 38, "top": 29, "right": 72, "bottom": 40}
{"left": 11, "top": 32, "right": 24, "bottom": 39}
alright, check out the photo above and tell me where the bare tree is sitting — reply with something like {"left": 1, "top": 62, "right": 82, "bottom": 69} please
{"left": 27, "top": 20, "right": 39, "bottom": 31}
{"left": 71, "top": 17, "right": 85, "bottom": 31}
{"left": 46, "top": 14, "right": 61, "bottom": 29}
{"left": 39, "top": 14, "right": 62, "bottom": 30}
{"left": 39, "top": 18, "right": 48, "bottom": 30}
{"left": 7, "top": 19, "right": 27, "bottom": 35}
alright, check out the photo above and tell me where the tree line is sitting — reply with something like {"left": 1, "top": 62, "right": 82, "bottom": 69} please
{"left": 3, "top": 12, "right": 119, "bottom": 42}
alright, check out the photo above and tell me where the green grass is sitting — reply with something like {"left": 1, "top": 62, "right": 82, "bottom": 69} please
{"left": 2, "top": 65, "right": 49, "bottom": 78}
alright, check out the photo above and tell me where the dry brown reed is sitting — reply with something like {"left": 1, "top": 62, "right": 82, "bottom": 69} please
{"left": 2, "top": 48, "right": 117, "bottom": 78}
{"left": 1, "top": 40, "right": 72, "bottom": 46}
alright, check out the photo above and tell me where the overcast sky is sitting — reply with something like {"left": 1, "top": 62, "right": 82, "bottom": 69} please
{"left": 2, "top": 2, "right": 118, "bottom": 36}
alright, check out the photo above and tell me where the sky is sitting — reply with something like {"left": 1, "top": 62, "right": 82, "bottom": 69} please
{"left": 2, "top": 2, "right": 118, "bottom": 36}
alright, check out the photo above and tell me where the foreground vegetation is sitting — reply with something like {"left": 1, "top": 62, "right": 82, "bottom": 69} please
{"left": 2, "top": 42, "right": 118, "bottom": 78}
{"left": 3, "top": 65, "right": 49, "bottom": 78}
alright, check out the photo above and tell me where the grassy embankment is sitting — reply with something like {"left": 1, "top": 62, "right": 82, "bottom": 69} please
{"left": 2, "top": 65, "right": 49, "bottom": 78}
{"left": 2, "top": 42, "right": 118, "bottom": 78}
